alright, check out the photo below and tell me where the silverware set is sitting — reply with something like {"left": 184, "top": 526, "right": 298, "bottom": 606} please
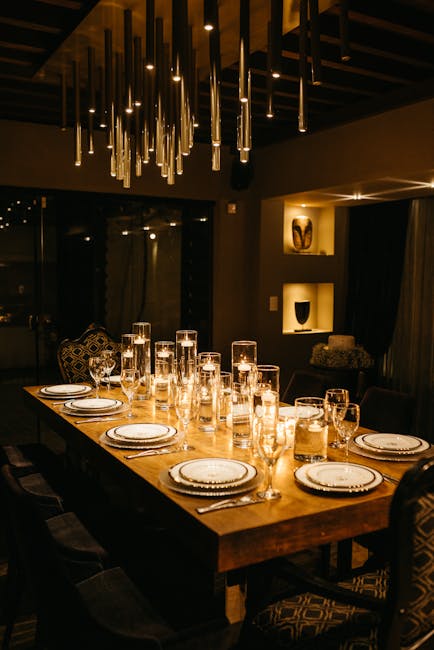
{"left": 124, "top": 447, "right": 185, "bottom": 460}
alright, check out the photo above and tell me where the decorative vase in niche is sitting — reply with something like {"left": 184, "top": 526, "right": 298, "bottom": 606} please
{"left": 294, "top": 300, "right": 311, "bottom": 332}
{"left": 292, "top": 216, "right": 313, "bottom": 252}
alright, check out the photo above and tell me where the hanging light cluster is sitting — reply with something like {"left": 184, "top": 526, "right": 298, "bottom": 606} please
{"left": 62, "top": 1, "right": 352, "bottom": 185}
{"left": 67, "top": 0, "right": 199, "bottom": 187}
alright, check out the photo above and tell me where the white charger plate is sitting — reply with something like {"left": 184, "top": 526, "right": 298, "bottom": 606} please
{"left": 62, "top": 400, "right": 126, "bottom": 417}
{"left": 306, "top": 462, "right": 378, "bottom": 489}
{"left": 295, "top": 462, "right": 383, "bottom": 494}
{"left": 160, "top": 466, "right": 262, "bottom": 497}
{"left": 100, "top": 431, "right": 178, "bottom": 450}
{"left": 169, "top": 458, "right": 257, "bottom": 490}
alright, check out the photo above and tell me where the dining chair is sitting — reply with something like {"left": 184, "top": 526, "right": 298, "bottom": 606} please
{"left": 359, "top": 386, "right": 415, "bottom": 435}
{"left": 0, "top": 461, "right": 228, "bottom": 650}
{"left": 281, "top": 369, "right": 327, "bottom": 404}
{"left": 56, "top": 323, "right": 121, "bottom": 384}
{"left": 0, "top": 454, "right": 110, "bottom": 650}
{"left": 238, "top": 453, "right": 434, "bottom": 650}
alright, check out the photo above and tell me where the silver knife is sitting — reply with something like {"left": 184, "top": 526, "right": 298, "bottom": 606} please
{"left": 75, "top": 417, "right": 125, "bottom": 424}
{"left": 124, "top": 447, "right": 182, "bottom": 459}
{"left": 196, "top": 495, "right": 266, "bottom": 514}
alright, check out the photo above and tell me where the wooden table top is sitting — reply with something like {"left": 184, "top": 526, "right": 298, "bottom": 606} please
{"left": 22, "top": 385, "right": 416, "bottom": 574}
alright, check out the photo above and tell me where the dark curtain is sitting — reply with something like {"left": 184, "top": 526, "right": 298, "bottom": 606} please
{"left": 345, "top": 200, "right": 409, "bottom": 358}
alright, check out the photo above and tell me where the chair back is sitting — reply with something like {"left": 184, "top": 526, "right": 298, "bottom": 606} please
{"left": 381, "top": 453, "right": 434, "bottom": 649}
{"left": 281, "top": 369, "right": 327, "bottom": 404}
{"left": 359, "top": 386, "right": 414, "bottom": 434}
{"left": 57, "top": 324, "right": 121, "bottom": 383}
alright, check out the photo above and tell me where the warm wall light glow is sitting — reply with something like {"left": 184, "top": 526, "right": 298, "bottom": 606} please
{"left": 169, "top": 221, "right": 177, "bottom": 226}
{"left": 121, "top": 229, "right": 129, "bottom": 236}
{"left": 143, "top": 225, "right": 150, "bottom": 231}
{"left": 149, "top": 232, "right": 156, "bottom": 239}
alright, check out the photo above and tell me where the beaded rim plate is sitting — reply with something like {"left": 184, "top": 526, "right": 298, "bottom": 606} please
{"left": 100, "top": 431, "right": 178, "bottom": 450}
{"left": 160, "top": 467, "right": 262, "bottom": 497}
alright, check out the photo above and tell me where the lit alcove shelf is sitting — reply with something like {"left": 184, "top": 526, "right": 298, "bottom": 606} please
{"left": 282, "top": 283, "right": 334, "bottom": 334}
{"left": 283, "top": 205, "right": 335, "bottom": 256}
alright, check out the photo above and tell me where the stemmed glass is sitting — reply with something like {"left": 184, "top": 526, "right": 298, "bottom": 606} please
{"left": 101, "top": 349, "right": 116, "bottom": 390}
{"left": 120, "top": 368, "right": 140, "bottom": 418}
{"left": 325, "top": 388, "right": 349, "bottom": 448}
{"left": 88, "top": 356, "right": 105, "bottom": 398}
{"left": 256, "top": 421, "right": 286, "bottom": 500}
{"left": 333, "top": 402, "right": 360, "bottom": 462}
{"left": 174, "top": 383, "right": 197, "bottom": 451}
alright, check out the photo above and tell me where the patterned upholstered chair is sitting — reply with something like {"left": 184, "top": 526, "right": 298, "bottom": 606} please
{"left": 239, "top": 453, "right": 434, "bottom": 650}
{"left": 57, "top": 324, "right": 121, "bottom": 384}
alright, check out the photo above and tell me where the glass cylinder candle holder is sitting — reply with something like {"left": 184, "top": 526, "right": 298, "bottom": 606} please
{"left": 121, "top": 334, "right": 136, "bottom": 371}
{"left": 231, "top": 340, "right": 257, "bottom": 389}
{"left": 197, "top": 352, "right": 221, "bottom": 432}
{"left": 154, "top": 341, "right": 175, "bottom": 410}
{"left": 132, "top": 322, "right": 151, "bottom": 400}
{"left": 176, "top": 330, "right": 198, "bottom": 380}
{"left": 219, "top": 371, "right": 232, "bottom": 423}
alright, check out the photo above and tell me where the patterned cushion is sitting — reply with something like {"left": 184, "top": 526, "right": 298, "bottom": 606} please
{"left": 249, "top": 569, "right": 388, "bottom": 650}
{"left": 402, "top": 492, "right": 434, "bottom": 646}
{"left": 57, "top": 328, "right": 121, "bottom": 383}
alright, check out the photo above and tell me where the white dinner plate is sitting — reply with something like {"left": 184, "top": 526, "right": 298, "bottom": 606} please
{"left": 361, "top": 433, "right": 424, "bottom": 452}
{"left": 65, "top": 398, "right": 120, "bottom": 411}
{"left": 160, "top": 467, "right": 263, "bottom": 497}
{"left": 179, "top": 458, "right": 249, "bottom": 485}
{"left": 169, "top": 458, "right": 257, "bottom": 490}
{"left": 62, "top": 399, "right": 125, "bottom": 417}
{"left": 306, "top": 462, "right": 378, "bottom": 489}
{"left": 294, "top": 405, "right": 324, "bottom": 419}
{"left": 101, "top": 375, "right": 121, "bottom": 386}
{"left": 279, "top": 406, "right": 295, "bottom": 418}
{"left": 106, "top": 423, "right": 177, "bottom": 443}
{"left": 40, "top": 384, "right": 92, "bottom": 397}
{"left": 294, "top": 462, "right": 383, "bottom": 494}
{"left": 354, "top": 434, "right": 430, "bottom": 456}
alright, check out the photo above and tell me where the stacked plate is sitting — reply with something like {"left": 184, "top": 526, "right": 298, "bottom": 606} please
{"left": 102, "top": 423, "right": 178, "bottom": 450}
{"left": 39, "top": 384, "right": 93, "bottom": 399}
{"left": 62, "top": 397, "right": 126, "bottom": 417}
{"left": 295, "top": 461, "right": 383, "bottom": 494}
{"left": 351, "top": 433, "right": 430, "bottom": 462}
{"left": 160, "top": 457, "right": 261, "bottom": 497}
{"left": 101, "top": 375, "right": 121, "bottom": 386}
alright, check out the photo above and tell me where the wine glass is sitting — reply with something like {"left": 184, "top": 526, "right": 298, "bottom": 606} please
{"left": 294, "top": 300, "right": 311, "bottom": 332}
{"left": 88, "top": 356, "right": 105, "bottom": 398}
{"left": 120, "top": 368, "right": 140, "bottom": 418}
{"left": 101, "top": 349, "right": 116, "bottom": 390}
{"left": 325, "top": 388, "right": 349, "bottom": 448}
{"left": 333, "top": 402, "right": 360, "bottom": 462}
{"left": 174, "top": 383, "right": 197, "bottom": 451}
{"left": 256, "top": 421, "right": 286, "bottom": 500}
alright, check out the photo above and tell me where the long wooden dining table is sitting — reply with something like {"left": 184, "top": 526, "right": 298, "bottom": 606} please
{"left": 22, "top": 384, "right": 417, "bottom": 580}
